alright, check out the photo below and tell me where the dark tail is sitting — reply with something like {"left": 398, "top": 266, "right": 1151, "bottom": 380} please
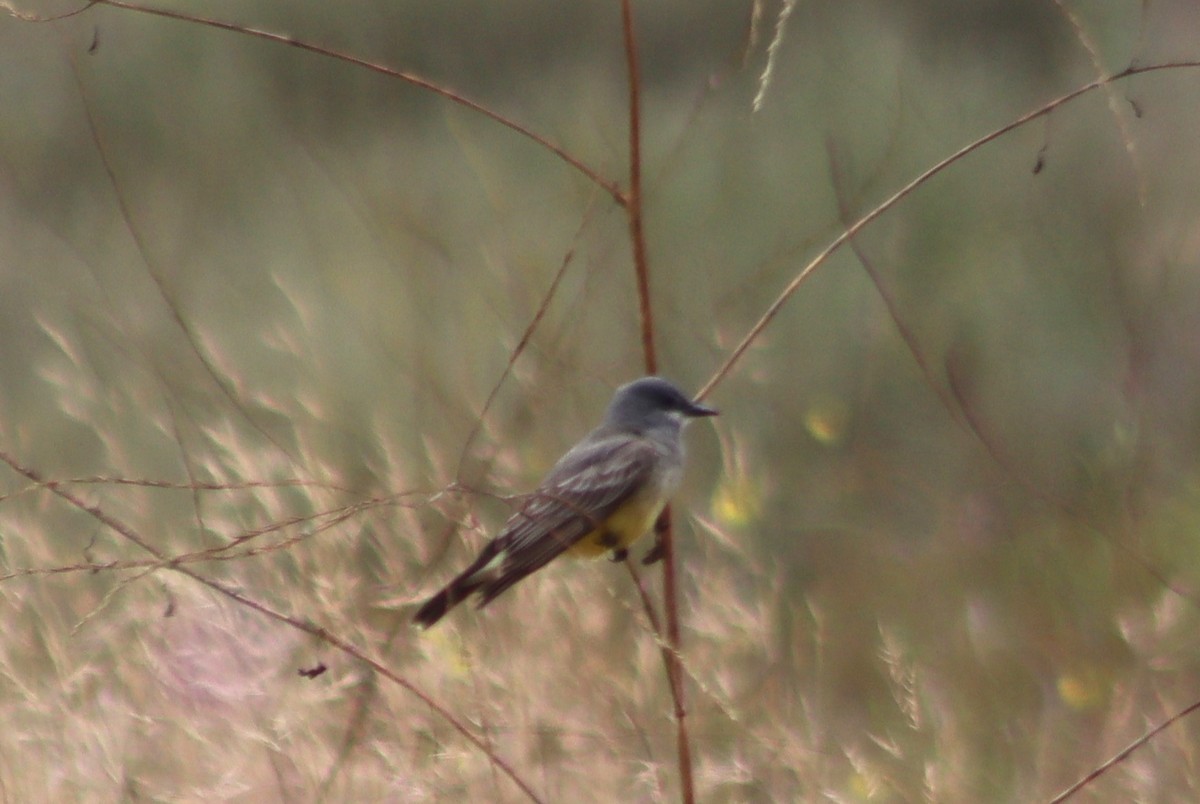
{"left": 412, "top": 576, "right": 480, "bottom": 629}
{"left": 413, "top": 539, "right": 555, "bottom": 628}
{"left": 413, "top": 544, "right": 504, "bottom": 629}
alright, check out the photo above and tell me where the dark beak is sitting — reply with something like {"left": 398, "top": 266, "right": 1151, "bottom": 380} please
{"left": 685, "top": 399, "right": 719, "bottom": 418}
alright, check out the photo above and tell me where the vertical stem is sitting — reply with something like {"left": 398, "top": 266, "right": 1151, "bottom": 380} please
{"left": 658, "top": 507, "right": 695, "bottom": 804}
{"left": 621, "top": 0, "right": 657, "bottom": 375}
{"left": 619, "top": 3, "right": 694, "bottom": 803}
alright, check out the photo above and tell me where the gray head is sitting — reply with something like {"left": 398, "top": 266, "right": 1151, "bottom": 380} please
{"left": 604, "top": 377, "right": 718, "bottom": 432}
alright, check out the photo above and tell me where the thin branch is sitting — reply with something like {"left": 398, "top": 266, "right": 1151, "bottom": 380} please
{"left": 697, "top": 60, "right": 1200, "bottom": 403}
{"left": 1, "top": 0, "right": 99, "bottom": 21}
{"left": 825, "top": 138, "right": 965, "bottom": 426}
{"left": 0, "top": 449, "right": 544, "bottom": 804}
{"left": 1049, "top": 698, "right": 1200, "bottom": 803}
{"left": 829, "top": 137, "right": 1200, "bottom": 614}
{"left": 943, "top": 348, "right": 1200, "bottom": 611}
{"left": 621, "top": 0, "right": 657, "bottom": 376}
{"left": 622, "top": 554, "right": 694, "bottom": 798}
{"left": 66, "top": 50, "right": 304, "bottom": 463}
{"left": 623, "top": 557, "right": 662, "bottom": 633}
{"left": 656, "top": 509, "right": 694, "bottom": 804}
{"left": 619, "top": 2, "right": 691, "bottom": 801}
{"left": 76, "top": 0, "right": 625, "bottom": 206}
{"left": 39, "top": 476, "right": 346, "bottom": 492}
{"left": 0, "top": 559, "right": 141, "bottom": 582}
{"left": 454, "top": 202, "right": 598, "bottom": 482}
{"left": 0, "top": 496, "right": 391, "bottom": 579}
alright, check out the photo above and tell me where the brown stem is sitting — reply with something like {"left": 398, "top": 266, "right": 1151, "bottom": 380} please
{"left": 621, "top": 0, "right": 656, "bottom": 376}
{"left": 84, "top": 0, "right": 625, "bottom": 205}
{"left": 697, "top": 60, "right": 1200, "bottom": 403}
{"left": 0, "top": 450, "right": 544, "bottom": 804}
{"left": 620, "top": 2, "right": 691, "bottom": 802}
{"left": 1049, "top": 698, "right": 1200, "bottom": 803}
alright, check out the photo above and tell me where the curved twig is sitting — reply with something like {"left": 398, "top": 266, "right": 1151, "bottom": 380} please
{"left": 697, "top": 60, "right": 1200, "bottom": 402}
{"left": 1049, "top": 698, "right": 1200, "bottom": 802}
{"left": 80, "top": 0, "right": 625, "bottom": 205}
{"left": 0, "top": 449, "right": 545, "bottom": 804}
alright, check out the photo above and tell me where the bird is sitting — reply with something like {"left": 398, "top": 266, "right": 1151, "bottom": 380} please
{"left": 412, "top": 376, "right": 718, "bottom": 628}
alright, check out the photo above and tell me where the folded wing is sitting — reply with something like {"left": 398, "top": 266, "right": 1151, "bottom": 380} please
{"left": 412, "top": 434, "right": 659, "bottom": 628}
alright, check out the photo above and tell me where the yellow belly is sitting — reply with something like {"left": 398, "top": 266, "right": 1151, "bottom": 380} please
{"left": 568, "top": 487, "right": 666, "bottom": 557}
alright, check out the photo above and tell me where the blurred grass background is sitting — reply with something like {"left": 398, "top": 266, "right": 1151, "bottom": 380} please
{"left": 3, "top": 0, "right": 1200, "bottom": 800}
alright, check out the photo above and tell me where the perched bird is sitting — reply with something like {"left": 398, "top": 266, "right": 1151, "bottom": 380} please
{"left": 413, "top": 376, "right": 718, "bottom": 628}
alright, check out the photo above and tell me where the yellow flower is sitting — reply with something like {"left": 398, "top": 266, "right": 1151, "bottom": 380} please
{"left": 804, "top": 397, "right": 850, "bottom": 445}
{"left": 1056, "top": 666, "right": 1110, "bottom": 711}
{"left": 712, "top": 473, "right": 763, "bottom": 527}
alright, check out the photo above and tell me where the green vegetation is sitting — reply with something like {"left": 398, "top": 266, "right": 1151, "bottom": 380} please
{"left": 2, "top": 1, "right": 1200, "bottom": 800}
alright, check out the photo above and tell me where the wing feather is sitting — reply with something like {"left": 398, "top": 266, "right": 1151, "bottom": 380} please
{"left": 474, "top": 434, "right": 660, "bottom": 602}
{"left": 414, "top": 432, "right": 667, "bottom": 626}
